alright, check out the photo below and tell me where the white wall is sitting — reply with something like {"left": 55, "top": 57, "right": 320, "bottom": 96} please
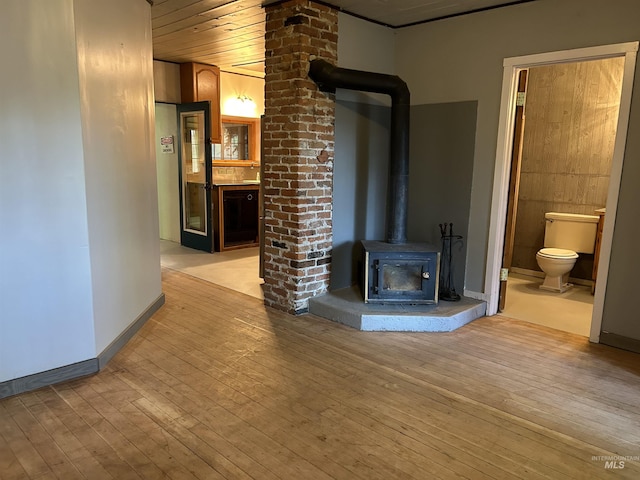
{"left": 155, "top": 103, "right": 180, "bottom": 242}
{"left": 74, "top": 0, "right": 162, "bottom": 354}
{"left": 220, "top": 71, "right": 265, "bottom": 117}
{"left": 0, "top": 0, "right": 96, "bottom": 381}
{"left": 153, "top": 61, "right": 266, "bottom": 117}
{"left": 0, "top": 0, "right": 163, "bottom": 383}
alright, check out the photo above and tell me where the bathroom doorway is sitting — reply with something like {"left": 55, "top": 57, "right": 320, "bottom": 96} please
{"left": 485, "top": 42, "right": 638, "bottom": 342}
{"left": 501, "top": 57, "right": 624, "bottom": 336}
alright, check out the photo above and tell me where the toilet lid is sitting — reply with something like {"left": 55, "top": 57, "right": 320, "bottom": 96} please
{"left": 538, "top": 248, "right": 578, "bottom": 258}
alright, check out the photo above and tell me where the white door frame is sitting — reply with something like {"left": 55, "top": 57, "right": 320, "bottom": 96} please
{"left": 485, "top": 42, "right": 638, "bottom": 343}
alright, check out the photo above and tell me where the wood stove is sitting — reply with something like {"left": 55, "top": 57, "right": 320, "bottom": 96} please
{"left": 362, "top": 240, "right": 440, "bottom": 304}
{"left": 310, "top": 60, "right": 442, "bottom": 305}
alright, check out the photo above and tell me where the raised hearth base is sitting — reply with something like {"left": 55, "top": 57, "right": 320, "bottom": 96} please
{"left": 308, "top": 286, "right": 486, "bottom": 332}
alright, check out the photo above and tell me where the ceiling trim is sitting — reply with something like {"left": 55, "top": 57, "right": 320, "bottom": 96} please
{"left": 264, "top": 0, "right": 539, "bottom": 29}
{"left": 397, "top": 0, "right": 538, "bottom": 29}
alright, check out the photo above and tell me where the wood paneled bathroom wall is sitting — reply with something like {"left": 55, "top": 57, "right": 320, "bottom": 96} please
{"left": 511, "top": 57, "right": 624, "bottom": 279}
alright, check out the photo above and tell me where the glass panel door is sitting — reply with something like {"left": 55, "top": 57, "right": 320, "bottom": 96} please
{"left": 177, "top": 102, "right": 213, "bottom": 252}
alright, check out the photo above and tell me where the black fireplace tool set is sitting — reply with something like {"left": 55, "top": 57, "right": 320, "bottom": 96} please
{"left": 439, "top": 223, "right": 463, "bottom": 302}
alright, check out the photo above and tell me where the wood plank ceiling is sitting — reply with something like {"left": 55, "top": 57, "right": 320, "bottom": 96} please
{"left": 151, "top": 0, "right": 536, "bottom": 77}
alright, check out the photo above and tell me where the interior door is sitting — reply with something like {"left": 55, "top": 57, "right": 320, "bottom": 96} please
{"left": 499, "top": 69, "right": 528, "bottom": 311}
{"left": 178, "top": 102, "right": 213, "bottom": 252}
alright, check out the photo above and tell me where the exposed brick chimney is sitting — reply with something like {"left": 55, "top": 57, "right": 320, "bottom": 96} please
{"left": 262, "top": 0, "right": 338, "bottom": 314}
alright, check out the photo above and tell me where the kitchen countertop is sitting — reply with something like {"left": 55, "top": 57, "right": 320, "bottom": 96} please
{"left": 213, "top": 181, "right": 260, "bottom": 186}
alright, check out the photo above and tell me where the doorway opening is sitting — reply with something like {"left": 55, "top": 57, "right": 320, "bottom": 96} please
{"left": 502, "top": 57, "right": 624, "bottom": 337}
{"left": 159, "top": 240, "right": 263, "bottom": 300}
{"left": 485, "top": 42, "right": 638, "bottom": 342}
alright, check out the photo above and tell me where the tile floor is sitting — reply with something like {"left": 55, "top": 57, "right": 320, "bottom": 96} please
{"left": 160, "top": 240, "right": 264, "bottom": 299}
{"left": 501, "top": 272, "right": 594, "bottom": 337}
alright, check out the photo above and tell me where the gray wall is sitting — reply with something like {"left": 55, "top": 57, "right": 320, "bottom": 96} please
{"left": 332, "top": 13, "right": 395, "bottom": 290}
{"left": 408, "top": 102, "right": 477, "bottom": 296}
{"left": 395, "top": 0, "right": 640, "bottom": 342}
{"left": 330, "top": 100, "right": 477, "bottom": 296}
{"left": 332, "top": 99, "right": 390, "bottom": 290}
{"left": 603, "top": 63, "right": 640, "bottom": 341}
{"left": 332, "top": 15, "right": 477, "bottom": 297}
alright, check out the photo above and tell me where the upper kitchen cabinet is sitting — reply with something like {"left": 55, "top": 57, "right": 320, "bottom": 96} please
{"left": 180, "top": 62, "right": 222, "bottom": 143}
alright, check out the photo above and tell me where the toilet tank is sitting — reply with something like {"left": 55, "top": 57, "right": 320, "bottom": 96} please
{"left": 544, "top": 212, "right": 599, "bottom": 253}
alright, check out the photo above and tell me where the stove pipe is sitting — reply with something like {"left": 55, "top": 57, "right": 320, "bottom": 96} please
{"left": 308, "top": 59, "right": 410, "bottom": 244}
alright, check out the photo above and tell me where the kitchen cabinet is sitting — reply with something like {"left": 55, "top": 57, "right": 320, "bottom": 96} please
{"left": 213, "top": 185, "right": 260, "bottom": 251}
{"left": 180, "top": 62, "right": 222, "bottom": 143}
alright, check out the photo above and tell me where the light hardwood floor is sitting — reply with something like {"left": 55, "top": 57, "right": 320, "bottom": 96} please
{"left": 1, "top": 269, "right": 639, "bottom": 479}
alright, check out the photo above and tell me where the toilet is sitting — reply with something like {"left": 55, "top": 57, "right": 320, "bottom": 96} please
{"left": 536, "top": 212, "right": 599, "bottom": 292}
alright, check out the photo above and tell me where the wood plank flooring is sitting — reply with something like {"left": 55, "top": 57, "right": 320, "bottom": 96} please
{"left": 1, "top": 268, "right": 639, "bottom": 479}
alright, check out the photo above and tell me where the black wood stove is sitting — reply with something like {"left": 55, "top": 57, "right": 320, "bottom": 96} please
{"left": 309, "top": 59, "right": 441, "bottom": 305}
{"left": 362, "top": 241, "right": 440, "bottom": 304}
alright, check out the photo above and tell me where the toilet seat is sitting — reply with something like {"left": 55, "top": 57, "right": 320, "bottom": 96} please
{"left": 537, "top": 248, "right": 578, "bottom": 259}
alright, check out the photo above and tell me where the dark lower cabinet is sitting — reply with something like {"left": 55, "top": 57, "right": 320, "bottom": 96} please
{"left": 213, "top": 185, "right": 260, "bottom": 251}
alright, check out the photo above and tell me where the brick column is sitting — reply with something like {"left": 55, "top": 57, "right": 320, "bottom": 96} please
{"left": 263, "top": 0, "right": 337, "bottom": 314}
